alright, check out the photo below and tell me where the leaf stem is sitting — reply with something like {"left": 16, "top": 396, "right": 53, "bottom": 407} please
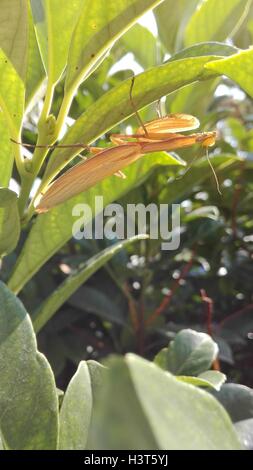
{"left": 18, "top": 81, "right": 56, "bottom": 217}
{"left": 12, "top": 131, "right": 25, "bottom": 177}
{"left": 38, "top": 80, "right": 55, "bottom": 125}
{"left": 23, "top": 88, "right": 86, "bottom": 222}
{"left": 54, "top": 86, "right": 75, "bottom": 137}
{"left": 18, "top": 147, "right": 48, "bottom": 218}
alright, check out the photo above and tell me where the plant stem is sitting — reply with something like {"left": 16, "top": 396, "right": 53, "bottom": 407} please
{"left": 18, "top": 81, "right": 56, "bottom": 218}
{"left": 18, "top": 145, "right": 50, "bottom": 218}
{"left": 38, "top": 80, "right": 55, "bottom": 126}
{"left": 21, "top": 86, "right": 77, "bottom": 222}
{"left": 54, "top": 87, "right": 75, "bottom": 137}
{"left": 12, "top": 132, "right": 25, "bottom": 178}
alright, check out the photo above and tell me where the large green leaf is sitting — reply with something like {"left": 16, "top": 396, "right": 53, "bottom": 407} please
{"left": 0, "top": 188, "right": 20, "bottom": 257}
{"left": 33, "top": 235, "right": 147, "bottom": 332}
{"left": 154, "top": 0, "right": 199, "bottom": 53}
{"left": 154, "top": 329, "right": 218, "bottom": 376}
{"left": 0, "top": 1, "right": 44, "bottom": 106}
{"left": 0, "top": 282, "right": 58, "bottom": 450}
{"left": 89, "top": 354, "right": 242, "bottom": 449}
{"left": 185, "top": 0, "right": 252, "bottom": 46}
{"left": 45, "top": 55, "right": 219, "bottom": 179}
{"left": 64, "top": 0, "right": 164, "bottom": 94}
{"left": 0, "top": 48, "right": 25, "bottom": 135}
{"left": 8, "top": 153, "right": 177, "bottom": 294}
{"left": 206, "top": 48, "right": 253, "bottom": 99}
{"left": 0, "top": 1, "right": 39, "bottom": 179}
{"left": 59, "top": 361, "right": 105, "bottom": 450}
{"left": 30, "top": 0, "right": 83, "bottom": 84}
{"left": 0, "top": 0, "right": 28, "bottom": 79}
{"left": 0, "top": 115, "right": 13, "bottom": 187}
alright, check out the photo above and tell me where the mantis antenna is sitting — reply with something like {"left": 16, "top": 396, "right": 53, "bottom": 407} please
{"left": 10, "top": 138, "right": 90, "bottom": 151}
{"left": 205, "top": 147, "right": 222, "bottom": 195}
{"left": 177, "top": 147, "right": 222, "bottom": 195}
{"left": 129, "top": 76, "right": 149, "bottom": 138}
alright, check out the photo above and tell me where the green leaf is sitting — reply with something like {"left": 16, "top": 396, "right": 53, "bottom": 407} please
{"left": 206, "top": 48, "right": 253, "bottom": 99}
{"left": 167, "top": 42, "right": 237, "bottom": 116}
{"left": 248, "top": 18, "right": 253, "bottom": 39}
{"left": 0, "top": 1, "right": 44, "bottom": 106}
{"left": 0, "top": 189, "right": 20, "bottom": 257}
{"left": 185, "top": 0, "right": 252, "bottom": 46}
{"left": 0, "top": 0, "right": 28, "bottom": 80}
{"left": 234, "top": 419, "right": 253, "bottom": 450}
{"left": 46, "top": 55, "right": 219, "bottom": 179}
{"left": 89, "top": 354, "right": 242, "bottom": 450}
{"left": 8, "top": 153, "right": 179, "bottom": 294}
{"left": 177, "top": 371, "right": 226, "bottom": 391}
{"left": 69, "top": 286, "right": 126, "bottom": 326}
{"left": 0, "top": 281, "right": 58, "bottom": 450}
{"left": 154, "top": 0, "right": 199, "bottom": 53}
{"left": 156, "top": 329, "right": 218, "bottom": 376}
{"left": 212, "top": 384, "right": 253, "bottom": 422}
{"left": 0, "top": 48, "right": 25, "bottom": 135}
{"left": 25, "top": 1, "right": 45, "bottom": 105}
{"left": 0, "top": 115, "right": 14, "bottom": 187}
{"left": 119, "top": 24, "right": 158, "bottom": 69}
{"left": 64, "top": 0, "right": 164, "bottom": 93}
{"left": 59, "top": 361, "right": 105, "bottom": 450}
{"left": 169, "top": 42, "right": 238, "bottom": 62}
{"left": 196, "top": 370, "right": 227, "bottom": 391}
{"left": 30, "top": 0, "right": 83, "bottom": 84}
{"left": 33, "top": 235, "right": 147, "bottom": 332}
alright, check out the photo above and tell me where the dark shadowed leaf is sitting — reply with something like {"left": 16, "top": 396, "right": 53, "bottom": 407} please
{"left": 59, "top": 360, "right": 105, "bottom": 450}
{"left": 89, "top": 354, "right": 241, "bottom": 450}
{"left": 0, "top": 282, "right": 58, "bottom": 450}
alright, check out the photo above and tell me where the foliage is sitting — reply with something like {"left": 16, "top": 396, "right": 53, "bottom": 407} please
{"left": 0, "top": 0, "right": 253, "bottom": 450}
{"left": 0, "top": 284, "right": 244, "bottom": 450}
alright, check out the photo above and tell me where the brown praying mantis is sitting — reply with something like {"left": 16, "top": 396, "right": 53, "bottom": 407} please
{"left": 11, "top": 78, "right": 218, "bottom": 214}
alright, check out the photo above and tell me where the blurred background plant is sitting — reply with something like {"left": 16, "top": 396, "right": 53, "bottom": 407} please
{"left": 1, "top": 0, "right": 253, "bottom": 390}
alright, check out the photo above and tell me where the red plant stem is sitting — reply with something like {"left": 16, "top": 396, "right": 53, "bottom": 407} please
{"left": 146, "top": 251, "right": 195, "bottom": 327}
{"left": 200, "top": 289, "right": 213, "bottom": 337}
{"left": 123, "top": 282, "right": 146, "bottom": 354}
{"left": 123, "top": 282, "right": 139, "bottom": 333}
{"left": 200, "top": 289, "right": 220, "bottom": 371}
